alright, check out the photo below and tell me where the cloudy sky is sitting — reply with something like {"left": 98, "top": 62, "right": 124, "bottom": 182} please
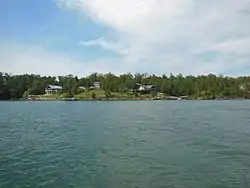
{"left": 1, "top": 0, "right": 250, "bottom": 76}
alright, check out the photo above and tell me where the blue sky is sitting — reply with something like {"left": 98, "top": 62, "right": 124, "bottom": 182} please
{"left": 1, "top": 0, "right": 250, "bottom": 76}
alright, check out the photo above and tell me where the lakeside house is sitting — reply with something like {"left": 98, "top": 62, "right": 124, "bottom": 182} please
{"left": 45, "top": 85, "right": 63, "bottom": 95}
{"left": 137, "top": 83, "right": 156, "bottom": 93}
{"left": 90, "top": 82, "right": 101, "bottom": 90}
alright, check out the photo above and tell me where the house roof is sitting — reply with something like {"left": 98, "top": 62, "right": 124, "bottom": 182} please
{"left": 138, "top": 85, "right": 155, "bottom": 91}
{"left": 140, "top": 85, "right": 155, "bottom": 89}
{"left": 79, "top": 86, "right": 86, "bottom": 89}
{"left": 144, "top": 85, "right": 155, "bottom": 89}
{"left": 47, "top": 85, "right": 63, "bottom": 90}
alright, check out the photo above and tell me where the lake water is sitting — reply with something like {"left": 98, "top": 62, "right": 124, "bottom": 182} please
{"left": 0, "top": 101, "right": 250, "bottom": 188}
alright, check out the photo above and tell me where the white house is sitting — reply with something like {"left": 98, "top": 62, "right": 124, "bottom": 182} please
{"left": 137, "top": 84, "right": 156, "bottom": 93}
{"left": 93, "top": 82, "right": 101, "bottom": 89}
{"left": 90, "top": 82, "right": 101, "bottom": 90}
{"left": 45, "top": 85, "right": 63, "bottom": 95}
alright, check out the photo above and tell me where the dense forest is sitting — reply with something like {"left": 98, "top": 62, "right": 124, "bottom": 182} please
{"left": 0, "top": 72, "right": 250, "bottom": 100}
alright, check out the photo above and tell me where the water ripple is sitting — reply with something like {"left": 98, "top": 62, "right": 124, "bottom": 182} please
{"left": 0, "top": 101, "right": 250, "bottom": 188}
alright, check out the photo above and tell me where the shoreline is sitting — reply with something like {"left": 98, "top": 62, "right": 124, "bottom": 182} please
{"left": 1, "top": 98, "right": 249, "bottom": 102}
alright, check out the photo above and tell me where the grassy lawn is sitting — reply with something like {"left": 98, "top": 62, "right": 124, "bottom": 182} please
{"left": 76, "top": 89, "right": 138, "bottom": 100}
{"left": 39, "top": 93, "right": 73, "bottom": 99}
{"left": 37, "top": 89, "right": 158, "bottom": 100}
{"left": 75, "top": 89, "right": 106, "bottom": 99}
{"left": 39, "top": 94, "right": 62, "bottom": 99}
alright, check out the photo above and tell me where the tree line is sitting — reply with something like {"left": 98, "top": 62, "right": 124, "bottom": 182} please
{"left": 0, "top": 72, "right": 250, "bottom": 100}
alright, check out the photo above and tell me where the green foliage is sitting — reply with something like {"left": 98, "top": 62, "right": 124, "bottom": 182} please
{"left": 22, "top": 90, "right": 29, "bottom": 99}
{"left": 29, "top": 80, "right": 45, "bottom": 95}
{"left": 61, "top": 92, "right": 74, "bottom": 98}
{"left": 104, "top": 90, "right": 111, "bottom": 98}
{"left": 91, "top": 92, "right": 96, "bottom": 99}
{"left": 1, "top": 72, "right": 250, "bottom": 100}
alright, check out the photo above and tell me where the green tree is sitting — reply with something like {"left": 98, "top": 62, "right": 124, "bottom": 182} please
{"left": 1, "top": 72, "right": 250, "bottom": 100}
{"left": 22, "top": 90, "right": 29, "bottom": 99}
{"left": 91, "top": 92, "right": 96, "bottom": 99}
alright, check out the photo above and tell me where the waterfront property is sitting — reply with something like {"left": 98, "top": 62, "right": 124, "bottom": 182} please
{"left": 90, "top": 82, "right": 101, "bottom": 90}
{"left": 137, "top": 84, "right": 156, "bottom": 93}
{"left": 45, "top": 85, "right": 63, "bottom": 95}
{"left": 93, "top": 82, "right": 101, "bottom": 89}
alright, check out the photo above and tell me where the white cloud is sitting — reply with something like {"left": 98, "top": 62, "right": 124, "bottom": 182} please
{"left": 3, "top": 1, "right": 249, "bottom": 76}
{"left": 212, "top": 37, "right": 250, "bottom": 56}
{"left": 58, "top": 0, "right": 250, "bottom": 75}
{"left": 0, "top": 43, "right": 124, "bottom": 76}
{"left": 0, "top": 44, "right": 75, "bottom": 76}
{"left": 79, "top": 37, "right": 121, "bottom": 52}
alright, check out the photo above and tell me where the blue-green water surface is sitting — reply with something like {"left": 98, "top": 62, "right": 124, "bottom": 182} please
{"left": 0, "top": 101, "right": 250, "bottom": 188}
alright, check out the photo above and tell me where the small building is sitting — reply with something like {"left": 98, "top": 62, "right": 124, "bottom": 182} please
{"left": 90, "top": 82, "right": 101, "bottom": 90}
{"left": 93, "top": 82, "right": 101, "bottom": 89}
{"left": 137, "top": 84, "right": 156, "bottom": 93}
{"left": 45, "top": 85, "right": 63, "bottom": 95}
